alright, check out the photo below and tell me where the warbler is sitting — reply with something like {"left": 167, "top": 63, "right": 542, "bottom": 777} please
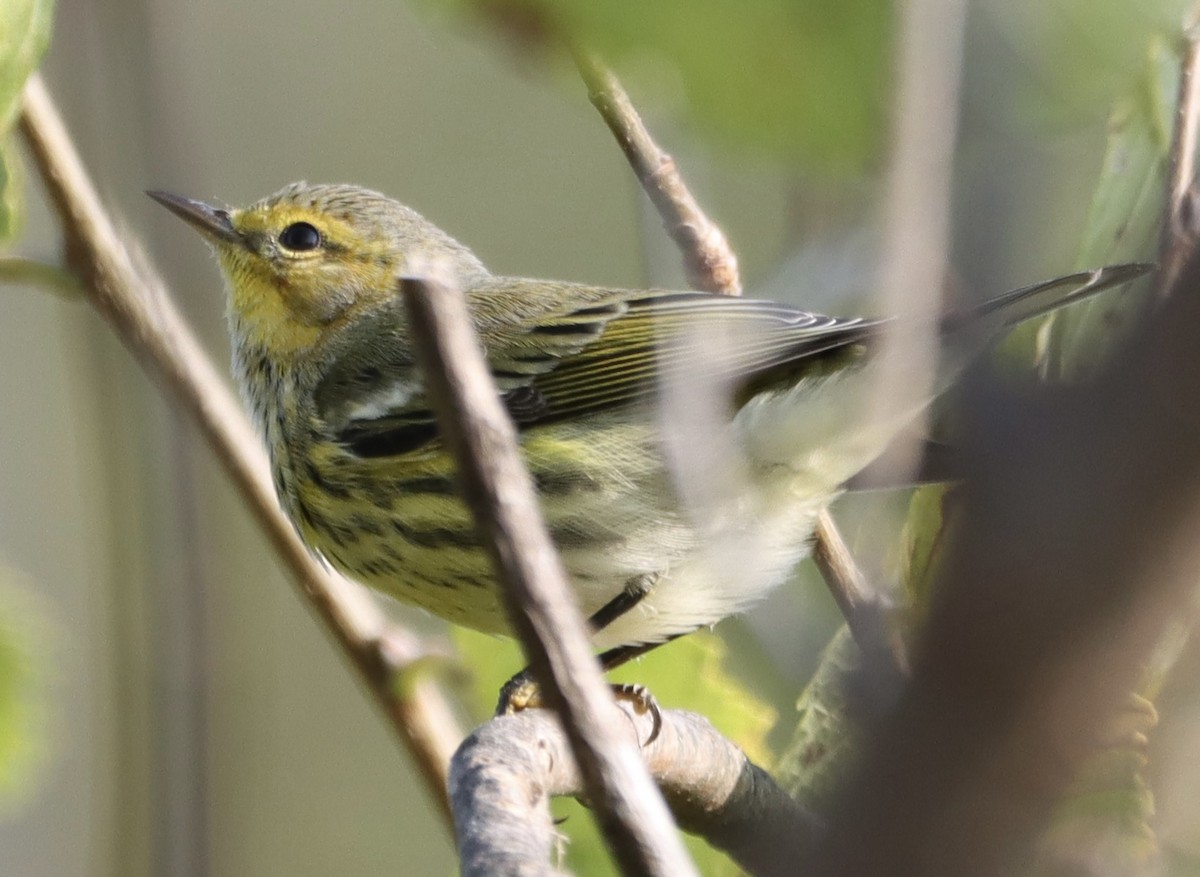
{"left": 149, "top": 183, "right": 1146, "bottom": 675}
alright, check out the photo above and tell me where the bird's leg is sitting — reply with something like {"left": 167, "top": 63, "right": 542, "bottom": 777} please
{"left": 495, "top": 575, "right": 674, "bottom": 742}
{"left": 586, "top": 572, "right": 659, "bottom": 633}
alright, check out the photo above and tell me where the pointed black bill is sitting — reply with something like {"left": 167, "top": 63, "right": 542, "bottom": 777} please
{"left": 146, "top": 190, "right": 241, "bottom": 245}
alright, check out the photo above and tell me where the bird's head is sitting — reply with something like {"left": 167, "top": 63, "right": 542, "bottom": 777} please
{"left": 149, "top": 182, "right": 488, "bottom": 357}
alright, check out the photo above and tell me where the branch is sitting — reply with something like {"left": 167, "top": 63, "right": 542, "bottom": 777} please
{"left": 572, "top": 49, "right": 740, "bottom": 296}
{"left": 401, "top": 266, "right": 698, "bottom": 877}
{"left": 17, "top": 73, "right": 464, "bottom": 821}
{"left": 450, "top": 707, "right": 817, "bottom": 877}
{"left": 810, "top": 510, "right": 907, "bottom": 678}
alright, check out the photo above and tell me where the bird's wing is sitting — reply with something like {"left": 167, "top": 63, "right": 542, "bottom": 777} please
{"left": 320, "top": 278, "right": 878, "bottom": 458}
{"left": 479, "top": 282, "right": 878, "bottom": 427}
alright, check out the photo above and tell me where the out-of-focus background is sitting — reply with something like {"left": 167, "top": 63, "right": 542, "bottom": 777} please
{"left": 0, "top": 0, "right": 1193, "bottom": 874}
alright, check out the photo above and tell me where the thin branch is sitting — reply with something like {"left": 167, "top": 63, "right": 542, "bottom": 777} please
{"left": 17, "top": 73, "right": 464, "bottom": 821}
{"left": 810, "top": 510, "right": 908, "bottom": 677}
{"left": 402, "top": 265, "right": 698, "bottom": 877}
{"left": 1159, "top": 3, "right": 1200, "bottom": 293}
{"left": 451, "top": 707, "right": 818, "bottom": 877}
{"left": 573, "top": 48, "right": 740, "bottom": 296}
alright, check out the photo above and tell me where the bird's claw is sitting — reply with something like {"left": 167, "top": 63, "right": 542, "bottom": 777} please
{"left": 496, "top": 674, "right": 663, "bottom": 746}
{"left": 612, "top": 683, "right": 663, "bottom": 745}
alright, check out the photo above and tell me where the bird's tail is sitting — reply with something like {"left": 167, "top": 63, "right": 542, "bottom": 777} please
{"left": 947, "top": 262, "right": 1155, "bottom": 334}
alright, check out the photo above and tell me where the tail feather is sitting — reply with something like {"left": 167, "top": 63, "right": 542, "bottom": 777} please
{"left": 955, "top": 262, "right": 1155, "bottom": 332}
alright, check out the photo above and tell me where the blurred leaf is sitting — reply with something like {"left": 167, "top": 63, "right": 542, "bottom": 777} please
{"left": 0, "top": 140, "right": 19, "bottom": 240}
{"left": 431, "top": 0, "right": 891, "bottom": 172}
{"left": 453, "top": 628, "right": 774, "bottom": 872}
{"left": 0, "top": 0, "right": 52, "bottom": 131}
{"left": 773, "top": 627, "right": 864, "bottom": 814}
{"left": 990, "top": 0, "right": 1189, "bottom": 128}
{"left": 999, "top": 39, "right": 1173, "bottom": 378}
{"left": 1020, "top": 40, "right": 1177, "bottom": 870}
{"left": 1032, "top": 696, "right": 1161, "bottom": 874}
{"left": 0, "top": 567, "right": 51, "bottom": 815}
{"left": 0, "top": 0, "right": 54, "bottom": 242}
{"left": 1027, "top": 37, "right": 1175, "bottom": 383}
{"left": 899, "top": 483, "right": 954, "bottom": 618}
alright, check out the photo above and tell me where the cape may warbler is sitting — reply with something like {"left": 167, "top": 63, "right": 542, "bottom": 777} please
{"left": 149, "top": 183, "right": 1145, "bottom": 671}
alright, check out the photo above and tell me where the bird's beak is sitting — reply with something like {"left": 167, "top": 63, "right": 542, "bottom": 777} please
{"left": 146, "top": 190, "right": 241, "bottom": 246}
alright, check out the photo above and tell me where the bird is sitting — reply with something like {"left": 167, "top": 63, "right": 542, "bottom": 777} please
{"left": 148, "top": 182, "right": 1148, "bottom": 685}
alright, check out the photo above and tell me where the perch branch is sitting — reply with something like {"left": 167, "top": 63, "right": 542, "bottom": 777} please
{"left": 450, "top": 707, "right": 817, "bottom": 877}
{"left": 402, "top": 266, "right": 697, "bottom": 877}
{"left": 18, "top": 73, "right": 463, "bottom": 821}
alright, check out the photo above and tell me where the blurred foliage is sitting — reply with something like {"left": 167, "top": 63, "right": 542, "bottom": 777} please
{"left": 427, "top": 0, "right": 1192, "bottom": 177}
{"left": 996, "top": 36, "right": 1174, "bottom": 373}
{"left": 0, "top": 142, "right": 19, "bottom": 241}
{"left": 0, "top": 0, "right": 52, "bottom": 130}
{"left": 431, "top": 0, "right": 892, "bottom": 172}
{"left": 987, "top": 0, "right": 1190, "bottom": 129}
{"left": 0, "top": 0, "right": 53, "bottom": 240}
{"left": 0, "top": 566, "right": 50, "bottom": 816}
{"left": 1044, "top": 38, "right": 1177, "bottom": 378}
{"left": 454, "top": 628, "right": 774, "bottom": 874}
{"left": 773, "top": 627, "right": 864, "bottom": 813}
{"left": 776, "top": 32, "right": 1179, "bottom": 859}
{"left": 924, "top": 41, "right": 1174, "bottom": 872}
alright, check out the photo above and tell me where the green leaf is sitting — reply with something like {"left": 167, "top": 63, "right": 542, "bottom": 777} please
{"left": 0, "top": 567, "right": 51, "bottom": 814}
{"left": 899, "top": 483, "right": 954, "bottom": 617}
{"left": 431, "top": 0, "right": 891, "bottom": 172}
{"left": 453, "top": 628, "right": 775, "bottom": 873}
{"left": 773, "top": 627, "right": 863, "bottom": 814}
{"left": 0, "top": 0, "right": 53, "bottom": 132}
{"left": 1041, "top": 38, "right": 1176, "bottom": 379}
{"left": 0, "top": 139, "right": 19, "bottom": 240}
{"left": 0, "top": 0, "right": 54, "bottom": 241}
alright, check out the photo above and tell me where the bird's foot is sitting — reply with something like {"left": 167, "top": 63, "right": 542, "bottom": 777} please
{"left": 495, "top": 671, "right": 663, "bottom": 746}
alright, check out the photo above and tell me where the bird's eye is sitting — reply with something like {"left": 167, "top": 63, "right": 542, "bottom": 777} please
{"left": 278, "top": 222, "right": 322, "bottom": 252}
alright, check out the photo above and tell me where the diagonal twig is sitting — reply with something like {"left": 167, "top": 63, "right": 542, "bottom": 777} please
{"left": 572, "top": 48, "right": 740, "bottom": 297}
{"left": 18, "top": 73, "right": 464, "bottom": 822}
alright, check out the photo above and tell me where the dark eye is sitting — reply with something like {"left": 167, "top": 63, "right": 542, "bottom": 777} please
{"left": 278, "top": 221, "right": 322, "bottom": 252}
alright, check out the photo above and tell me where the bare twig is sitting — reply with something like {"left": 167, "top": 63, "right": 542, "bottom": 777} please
{"left": 1159, "top": 4, "right": 1200, "bottom": 292}
{"left": 18, "top": 73, "right": 464, "bottom": 820}
{"left": 810, "top": 510, "right": 907, "bottom": 677}
{"left": 451, "top": 707, "right": 817, "bottom": 877}
{"left": 572, "top": 49, "right": 740, "bottom": 296}
{"left": 812, "top": 249, "right": 1200, "bottom": 875}
{"left": 402, "top": 265, "right": 697, "bottom": 877}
